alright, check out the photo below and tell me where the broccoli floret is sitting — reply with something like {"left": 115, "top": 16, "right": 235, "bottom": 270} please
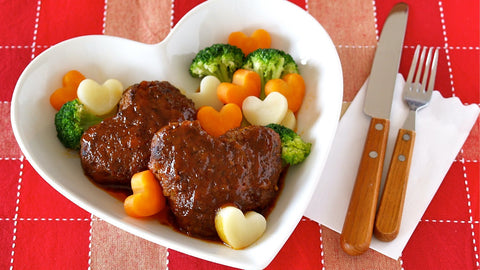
{"left": 54, "top": 99, "right": 104, "bottom": 150}
{"left": 266, "top": 123, "right": 311, "bottom": 166}
{"left": 242, "top": 48, "right": 299, "bottom": 98}
{"left": 189, "top": 43, "right": 245, "bottom": 83}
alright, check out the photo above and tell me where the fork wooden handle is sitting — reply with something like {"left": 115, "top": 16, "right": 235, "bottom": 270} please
{"left": 374, "top": 128, "right": 415, "bottom": 241}
{"left": 341, "top": 118, "right": 389, "bottom": 255}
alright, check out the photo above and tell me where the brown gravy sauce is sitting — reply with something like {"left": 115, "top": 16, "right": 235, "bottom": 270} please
{"left": 89, "top": 166, "right": 288, "bottom": 243}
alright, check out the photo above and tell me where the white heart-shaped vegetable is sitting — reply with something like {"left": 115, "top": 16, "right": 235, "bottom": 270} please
{"left": 215, "top": 206, "right": 266, "bottom": 250}
{"left": 242, "top": 92, "right": 288, "bottom": 126}
{"left": 280, "top": 109, "right": 297, "bottom": 130}
{"left": 185, "top": 75, "right": 223, "bottom": 110}
{"left": 77, "top": 78, "right": 123, "bottom": 116}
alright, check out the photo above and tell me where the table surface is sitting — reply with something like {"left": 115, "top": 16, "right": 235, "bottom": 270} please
{"left": 0, "top": 0, "right": 478, "bottom": 269}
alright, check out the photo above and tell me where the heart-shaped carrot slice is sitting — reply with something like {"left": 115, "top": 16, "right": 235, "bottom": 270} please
{"left": 217, "top": 69, "right": 261, "bottom": 107}
{"left": 228, "top": 29, "right": 271, "bottom": 55}
{"left": 197, "top": 103, "right": 243, "bottom": 137}
{"left": 124, "top": 170, "right": 166, "bottom": 218}
{"left": 49, "top": 70, "right": 86, "bottom": 110}
{"left": 265, "top": 73, "right": 305, "bottom": 113}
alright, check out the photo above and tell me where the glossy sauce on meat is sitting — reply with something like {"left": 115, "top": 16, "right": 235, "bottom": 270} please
{"left": 149, "top": 121, "right": 283, "bottom": 239}
{"left": 80, "top": 81, "right": 196, "bottom": 187}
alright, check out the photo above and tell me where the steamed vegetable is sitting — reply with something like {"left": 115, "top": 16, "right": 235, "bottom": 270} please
{"left": 54, "top": 99, "right": 104, "bottom": 150}
{"left": 217, "top": 69, "right": 261, "bottom": 107}
{"left": 197, "top": 103, "right": 243, "bottom": 137}
{"left": 228, "top": 29, "right": 271, "bottom": 55}
{"left": 265, "top": 73, "right": 306, "bottom": 113}
{"left": 49, "top": 70, "right": 86, "bottom": 111}
{"left": 124, "top": 170, "right": 166, "bottom": 217}
{"left": 242, "top": 48, "right": 299, "bottom": 98}
{"left": 215, "top": 206, "right": 266, "bottom": 250}
{"left": 266, "top": 123, "right": 311, "bottom": 165}
{"left": 189, "top": 43, "right": 245, "bottom": 83}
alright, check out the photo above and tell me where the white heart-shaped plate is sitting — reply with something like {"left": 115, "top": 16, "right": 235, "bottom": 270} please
{"left": 11, "top": 0, "right": 343, "bottom": 268}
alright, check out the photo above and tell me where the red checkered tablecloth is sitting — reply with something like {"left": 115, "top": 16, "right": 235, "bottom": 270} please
{"left": 0, "top": 0, "right": 478, "bottom": 269}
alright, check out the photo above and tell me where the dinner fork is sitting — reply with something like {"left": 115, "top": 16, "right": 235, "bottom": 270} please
{"left": 374, "top": 45, "right": 439, "bottom": 241}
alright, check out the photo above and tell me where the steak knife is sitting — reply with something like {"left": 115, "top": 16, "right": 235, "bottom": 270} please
{"left": 340, "top": 3, "right": 409, "bottom": 256}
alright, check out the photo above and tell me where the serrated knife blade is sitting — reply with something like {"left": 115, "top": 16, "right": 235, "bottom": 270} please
{"left": 340, "top": 2, "right": 409, "bottom": 256}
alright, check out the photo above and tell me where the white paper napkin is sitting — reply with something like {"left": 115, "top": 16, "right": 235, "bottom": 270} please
{"left": 304, "top": 74, "right": 480, "bottom": 259}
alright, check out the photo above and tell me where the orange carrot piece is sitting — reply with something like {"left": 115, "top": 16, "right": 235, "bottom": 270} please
{"left": 49, "top": 70, "right": 86, "bottom": 110}
{"left": 217, "top": 69, "right": 261, "bottom": 107}
{"left": 124, "top": 170, "right": 166, "bottom": 218}
{"left": 228, "top": 29, "right": 271, "bottom": 55}
{"left": 264, "top": 73, "right": 306, "bottom": 113}
{"left": 197, "top": 103, "right": 243, "bottom": 137}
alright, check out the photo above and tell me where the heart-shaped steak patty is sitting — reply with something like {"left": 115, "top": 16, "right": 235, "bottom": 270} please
{"left": 80, "top": 81, "right": 196, "bottom": 187}
{"left": 149, "top": 120, "right": 283, "bottom": 238}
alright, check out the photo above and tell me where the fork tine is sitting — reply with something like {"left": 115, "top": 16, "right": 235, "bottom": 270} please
{"left": 421, "top": 47, "right": 434, "bottom": 92}
{"left": 414, "top": 47, "right": 428, "bottom": 85}
{"left": 406, "top": 45, "right": 421, "bottom": 83}
{"left": 427, "top": 48, "right": 440, "bottom": 93}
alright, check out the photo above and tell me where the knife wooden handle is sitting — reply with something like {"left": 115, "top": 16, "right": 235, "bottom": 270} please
{"left": 374, "top": 128, "right": 415, "bottom": 241}
{"left": 340, "top": 117, "right": 390, "bottom": 256}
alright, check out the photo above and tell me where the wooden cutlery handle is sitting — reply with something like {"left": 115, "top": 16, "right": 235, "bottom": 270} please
{"left": 341, "top": 117, "right": 389, "bottom": 255}
{"left": 374, "top": 128, "right": 415, "bottom": 241}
